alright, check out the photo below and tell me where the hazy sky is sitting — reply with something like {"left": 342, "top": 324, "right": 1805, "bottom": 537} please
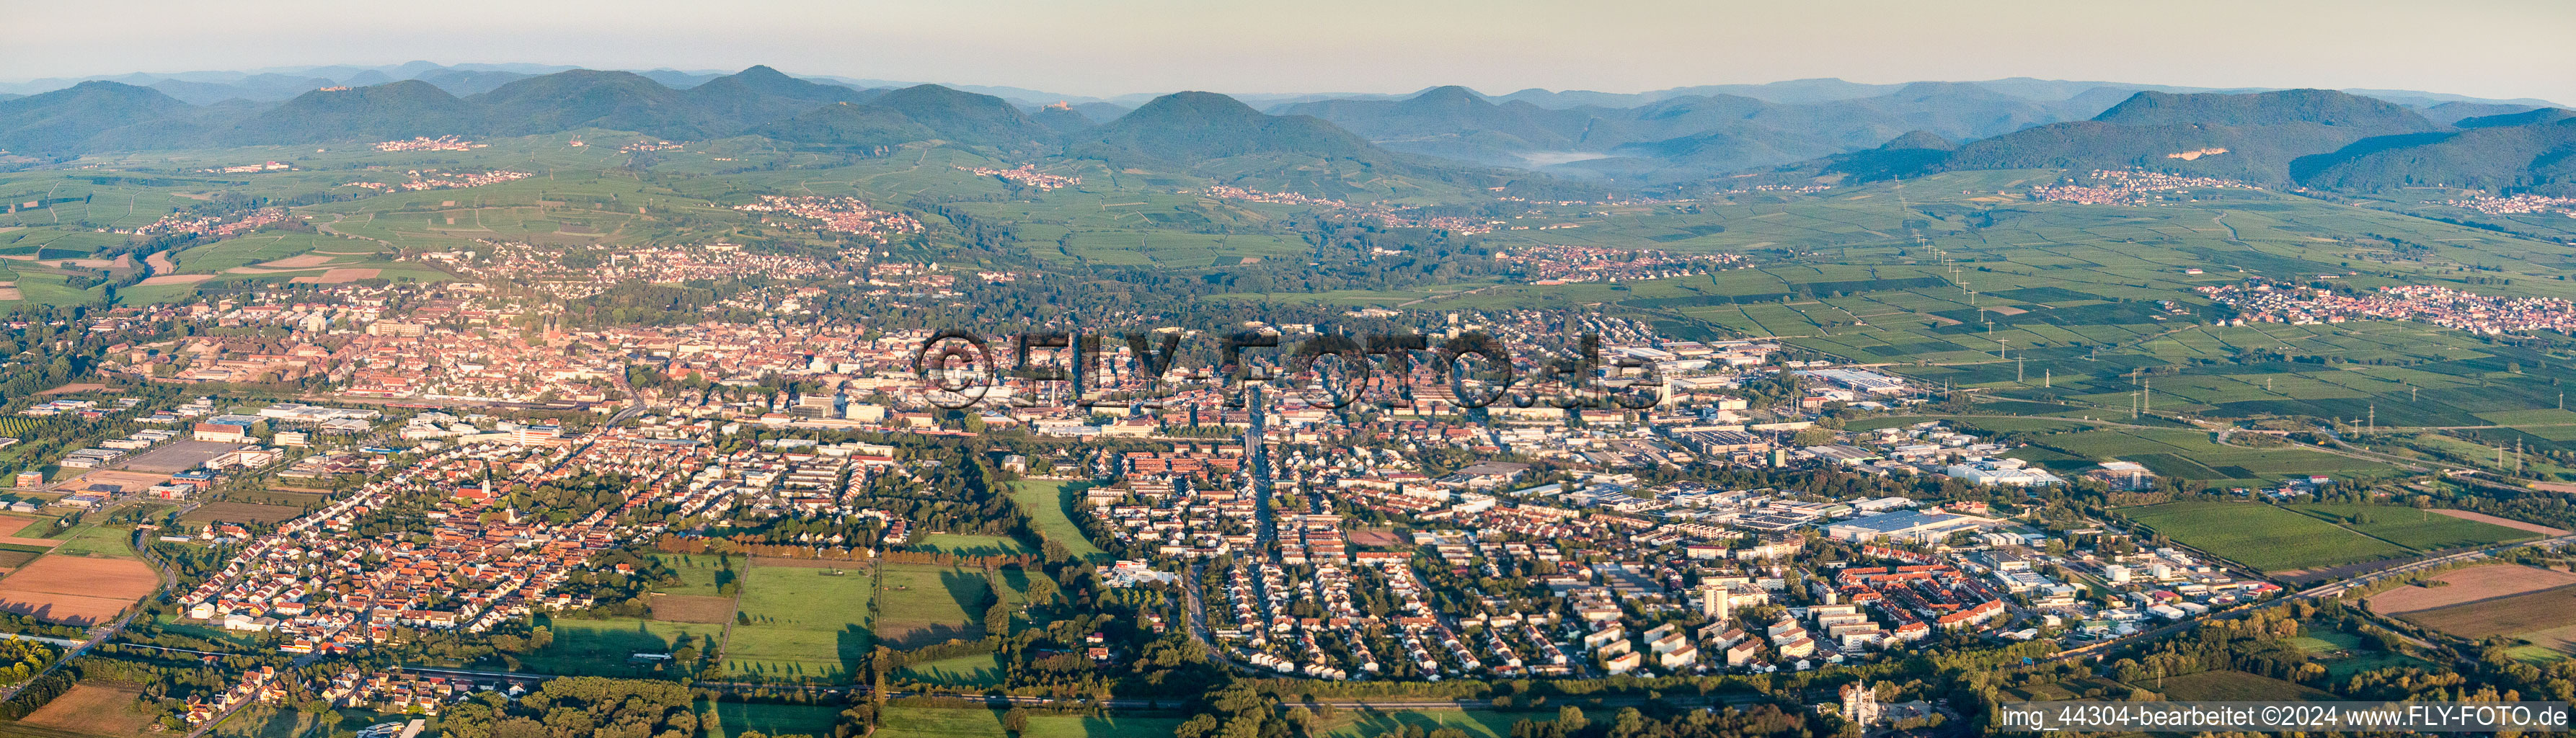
{"left": 10, "top": 0, "right": 2574, "bottom": 102}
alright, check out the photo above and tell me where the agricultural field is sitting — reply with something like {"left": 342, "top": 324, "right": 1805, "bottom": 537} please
{"left": 1010, "top": 480, "right": 1108, "bottom": 561}
{"left": 16, "top": 683, "right": 155, "bottom": 738}
{"left": 0, "top": 553, "right": 157, "bottom": 625}
{"left": 722, "top": 561, "right": 874, "bottom": 682}
{"left": 2286, "top": 504, "right": 2538, "bottom": 551}
{"left": 2141, "top": 670, "right": 2338, "bottom": 701}
{"left": 2120, "top": 502, "right": 2409, "bottom": 573}
{"left": 2014, "top": 427, "right": 2395, "bottom": 486}
{"left": 2369, "top": 564, "right": 2576, "bottom": 615}
{"left": 647, "top": 595, "right": 735, "bottom": 624}
{"left": 872, "top": 706, "right": 1187, "bottom": 738}
{"left": 2396, "top": 584, "right": 2576, "bottom": 658}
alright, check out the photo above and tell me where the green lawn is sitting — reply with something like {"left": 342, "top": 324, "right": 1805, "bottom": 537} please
{"left": 722, "top": 563, "right": 875, "bottom": 683}
{"left": 1010, "top": 480, "right": 1109, "bottom": 561}
{"left": 872, "top": 707, "right": 1186, "bottom": 738}
{"left": 2123, "top": 501, "right": 2409, "bottom": 572}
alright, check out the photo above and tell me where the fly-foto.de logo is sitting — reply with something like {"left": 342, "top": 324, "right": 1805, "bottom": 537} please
{"left": 908, "top": 329, "right": 1665, "bottom": 412}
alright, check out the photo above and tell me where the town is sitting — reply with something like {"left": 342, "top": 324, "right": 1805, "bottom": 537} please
{"left": 2197, "top": 281, "right": 2576, "bottom": 334}
{"left": 2031, "top": 169, "right": 2259, "bottom": 205}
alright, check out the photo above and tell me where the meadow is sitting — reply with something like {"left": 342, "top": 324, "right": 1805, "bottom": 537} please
{"left": 513, "top": 618, "right": 725, "bottom": 677}
{"left": 699, "top": 701, "right": 846, "bottom": 738}
{"left": 893, "top": 652, "right": 1006, "bottom": 688}
{"left": 48, "top": 523, "right": 136, "bottom": 559}
{"left": 652, "top": 554, "right": 738, "bottom": 597}
{"left": 912, "top": 533, "right": 1035, "bottom": 557}
{"left": 874, "top": 563, "right": 1045, "bottom": 648}
{"left": 1319, "top": 709, "right": 1564, "bottom": 738}
{"left": 722, "top": 562, "right": 875, "bottom": 682}
{"left": 872, "top": 706, "right": 1187, "bottom": 738}
{"left": 1011, "top": 480, "right": 1109, "bottom": 561}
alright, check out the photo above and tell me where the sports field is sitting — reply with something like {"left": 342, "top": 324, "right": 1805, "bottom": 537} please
{"left": 2121, "top": 502, "right": 2407, "bottom": 573}
{"left": 722, "top": 562, "right": 874, "bottom": 682}
{"left": 1010, "top": 480, "right": 1108, "bottom": 561}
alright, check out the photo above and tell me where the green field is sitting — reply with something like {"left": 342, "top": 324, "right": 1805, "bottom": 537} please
{"left": 2288, "top": 629, "right": 2430, "bottom": 680}
{"left": 2123, "top": 501, "right": 2409, "bottom": 572}
{"left": 700, "top": 701, "right": 846, "bottom": 738}
{"left": 913, "top": 533, "right": 1036, "bottom": 556}
{"left": 2286, "top": 503, "right": 2538, "bottom": 551}
{"left": 653, "top": 554, "right": 738, "bottom": 596}
{"left": 513, "top": 618, "right": 726, "bottom": 677}
{"left": 876, "top": 564, "right": 1011, "bottom": 649}
{"left": 872, "top": 707, "right": 1186, "bottom": 738}
{"left": 1011, "top": 480, "right": 1108, "bottom": 561}
{"left": 893, "top": 652, "right": 1006, "bottom": 688}
{"left": 51, "top": 523, "right": 137, "bottom": 558}
{"left": 2008, "top": 427, "right": 2395, "bottom": 486}
{"left": 1319, "top": 709, "right": 1573, "bottom": 738}
{"left": 722, "top": 562, "right": 875, "bottom": 682}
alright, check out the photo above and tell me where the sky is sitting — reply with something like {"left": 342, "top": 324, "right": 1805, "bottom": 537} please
{"left": 9, "top": 0, "right": 2575, "bottom": 103}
